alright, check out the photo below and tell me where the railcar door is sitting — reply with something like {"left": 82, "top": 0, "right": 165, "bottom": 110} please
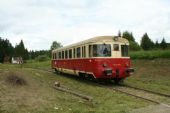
{"left": 112, "top": 44, "right": 121, "bottom": 58}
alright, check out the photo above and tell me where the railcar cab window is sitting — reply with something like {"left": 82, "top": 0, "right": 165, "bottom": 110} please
{"left": 93, "top": 44, "right": 111, "bottom": 57}
{"left": 121, "top": 45, "right": 129, "bottom": 57}
{"left": 113, "top": 44, "right": 119, "bottom": 51}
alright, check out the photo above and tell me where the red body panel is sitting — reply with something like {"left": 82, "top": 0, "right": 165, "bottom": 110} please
{"left": 52, "top": 58, "right": 132, "bottom": 79}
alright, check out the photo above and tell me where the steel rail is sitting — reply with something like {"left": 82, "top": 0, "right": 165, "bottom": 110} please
{"left": 120, "top": 84, "right": 170, "bottom": 98}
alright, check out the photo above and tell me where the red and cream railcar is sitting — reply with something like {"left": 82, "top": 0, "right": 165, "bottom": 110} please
{"left": 51, "top": 36, "right": 134, "bottom": 83}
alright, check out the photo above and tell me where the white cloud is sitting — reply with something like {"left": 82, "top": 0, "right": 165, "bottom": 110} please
{"left": 0, "top": 0, "right": 170, "bottom": 50}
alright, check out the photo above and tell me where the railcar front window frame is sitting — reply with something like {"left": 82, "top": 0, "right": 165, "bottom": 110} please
{"left": 92, "top": 44, "right": 111, "bottom": 57}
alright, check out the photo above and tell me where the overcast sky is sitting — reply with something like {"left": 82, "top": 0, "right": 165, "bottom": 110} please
{"left": 0, "top": 0, "right": 170, "bottom": 50}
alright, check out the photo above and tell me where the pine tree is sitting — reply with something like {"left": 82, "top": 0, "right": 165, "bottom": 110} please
{"left": 14, "top": 40, "right": 29, "bottom": 60}
{"left": 155, "top": 40, "right": 159, "bottom": 49}
{"left": 160, "top": 38, "right": 167, "bottom": 49}
{"left": 122, "top": 31, "right": 141, "bottom": 51}
{"left": 141, "top": 33, "right": 154, "bottom": 50}
{"left": 122, "top": 31, "right": 135, "bottom": 42}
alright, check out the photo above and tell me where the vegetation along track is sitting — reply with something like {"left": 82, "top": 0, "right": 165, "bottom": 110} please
{"left": 105, "top": 85, "right": 170, "bottom": 108}
{"left": 28, "top": 68, "right": 170, "bottom": 107}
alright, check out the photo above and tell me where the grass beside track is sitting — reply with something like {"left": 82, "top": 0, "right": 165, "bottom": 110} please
{"left": 0, "top": 59, "right": 170, "bottom": 113}
{"left": 0, "top": 64, "right": 149, "bottom": 113}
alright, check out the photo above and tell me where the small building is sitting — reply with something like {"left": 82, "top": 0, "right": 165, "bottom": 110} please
{"left": 12, "top": 57, "right": 23, "bottom": 64}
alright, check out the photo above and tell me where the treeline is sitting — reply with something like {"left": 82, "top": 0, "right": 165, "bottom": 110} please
{"left": 0, "top": 37, "right": 50, "bottom": 63}
{"left": 0, "top": 31, "right": 169, "bottom": 63}
{"left": 120, "top": 31, "right": 169, "bottom": 51}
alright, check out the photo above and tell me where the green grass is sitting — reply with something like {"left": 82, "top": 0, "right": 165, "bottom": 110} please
{"left": 1, "top": 59, "right": 170, "bottom": 113}
{"left": 130, "top": 50, "right": 170, "bottom": 59}
{"left": 23, "top": 60, "right": 51, "bottom": 69}
{"left": 0, "top": 64, "right": 150, "bottom": 113}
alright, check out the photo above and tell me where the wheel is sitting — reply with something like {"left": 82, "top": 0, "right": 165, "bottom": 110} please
{"left": 114, "top": 78, "right": 124, "bottom": 84}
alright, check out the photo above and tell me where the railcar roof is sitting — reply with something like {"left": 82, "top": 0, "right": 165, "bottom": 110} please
{"left": 53, "top": 36, "right": 129, "bottom": 52}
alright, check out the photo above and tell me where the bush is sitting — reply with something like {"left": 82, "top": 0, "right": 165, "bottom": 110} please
{"left": 129, "top": 41, "right": 141, "bottom": 51}
{"left": 35, "top": 55, "right": 49, "bottom": 62}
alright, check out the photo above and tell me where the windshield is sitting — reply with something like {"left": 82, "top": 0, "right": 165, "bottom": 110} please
{"left": 92, "top": 44, "right": 111, "bottom": 57}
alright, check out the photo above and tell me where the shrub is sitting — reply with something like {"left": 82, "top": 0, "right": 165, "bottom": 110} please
{"left": 35, "top": 55, "right": 49, "bottom": 62}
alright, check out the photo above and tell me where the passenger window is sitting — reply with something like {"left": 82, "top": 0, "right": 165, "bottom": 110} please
{"left": 77, "top": 47, "right": 81, "bottom": 58}
{"left": 59, "top": 52, "right": 61, "bottom": 59}
{"left": 82, "top": 46, "right": 84, "bottom": 58}
{"left": 114, "top": 44, "right": 119, "bottom": 51}
{"left": 84, "top": 46, "right": 86, "bottom": 58}
{"left": 54, "top": 53, "right": 57, "bottom": 59}
{"left": 69, "top": 49, "right": 72, "bottom": 58}
{"left": 65, "top": 50, "right": 68, "bottom": 59}
{"left": 89, "top": 45, "right": 92, "bottom": 57}
{"left": 62, "top": 51, "right": 64, "bottom": 59}
{"left": 74, "top": 48, "right": 76, "bottom": 58}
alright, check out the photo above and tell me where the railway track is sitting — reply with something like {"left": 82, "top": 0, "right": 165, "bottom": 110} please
{"left": 28, "top": 68, "right": 170, "bottom": 107}
{"left": 108, "top": 86, "right": 170, "bottom": 106}
{"left": 121, "top": 84, "right": 170, "bottom": 98}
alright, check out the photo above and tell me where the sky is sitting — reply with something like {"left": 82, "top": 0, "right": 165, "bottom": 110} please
{"left": 0, "top": 0, "right": 170, "bottom": 50}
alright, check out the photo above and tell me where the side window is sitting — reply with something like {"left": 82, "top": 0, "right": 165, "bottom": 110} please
{"left": 84, "top": 46, "right": 86, "bottom": 58}
{"left": 76, "top": 47, "right": 81, "bottom": 58}
{"left": 62, "top": 51, "right": 64, "bottom": 59}
{"left": 74, "top": 48, "right": 76, "bottom": 58}
{"left": 121, "top": 45, "right": 129, "bottom": 57}
{"left": 59, "top": 52, "right": 61, "bottom": 59}
{"left": 56, "top": 52, "right": 58, "bottom": 59}
{"left": 65, "top": 50, "right": 68, "bottom": 59}
{"left": 69, "top": 49, "right": 72, "bottom": 58}
{"left": 82, "top": 46, "right": 84, "bottom": 58}
{"left": 113, "top": 44, "right": 119, "bottom": 51}
{"left": 55, "top": 53, "right": 57, "bottom": 59}
{"left": 89, "top": 45, "right": 92, "bottom": 57}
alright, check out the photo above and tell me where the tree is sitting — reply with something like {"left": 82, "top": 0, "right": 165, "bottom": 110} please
{"left": 14, "top": 40, "right": 29, "bottom": 60}
{"left": 160, "top": 38, "right": 167, "bottom": 49}
{"left": 129, "top": 41, "right": 141, "bottom": 51}
{"left": 50, "top": 41, "right": 63, "bottom": 50}
{"left": 118, "top": 30, "right": 121, "bottom": 37}
{"left": 141, "top": 33, "right": 154, "bottom": 50}
{"left": 122, "top": 31, "right": 140, "bottom": 51}
{"left": 122, "top": 31, "right": 135, "bottom": 42}
{"left": 155, "top": 40, "right": 159, "bottom": 49}
{"left": 0, "top": 37, "right": 14, "bottom": 63}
